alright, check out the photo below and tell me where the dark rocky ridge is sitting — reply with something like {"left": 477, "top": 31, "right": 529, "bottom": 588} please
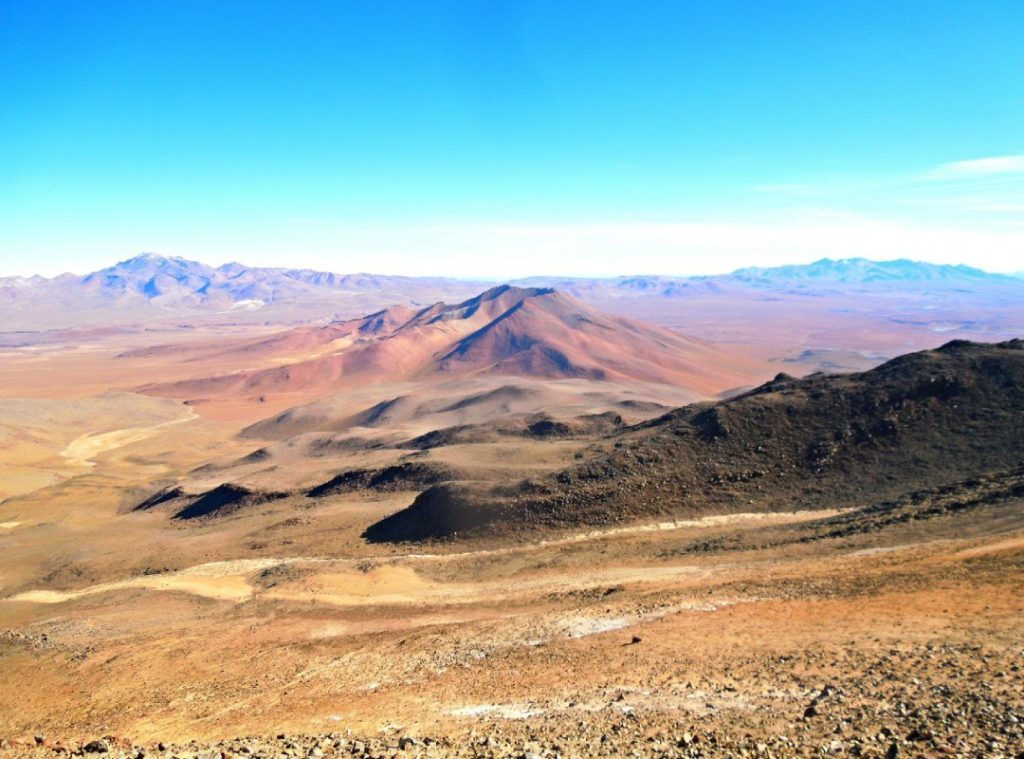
{"left": 172, "top": 484, "right": 288, "bottom": 520}
{"left": 365, "top": 339, "right": 1024, "bottom": 542}
{"left": 397, "top": 412, "right": 626, "bottom": 450}
{"left": 306, "top": 461, "right": 458, "bottom": 498}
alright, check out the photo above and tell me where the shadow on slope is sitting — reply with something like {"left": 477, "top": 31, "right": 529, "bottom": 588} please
{"left": 365, "top": 339, "right": 1024, "bottom": 542}
{"left": 166, "top": 484, "right": 289, "bottom": 520}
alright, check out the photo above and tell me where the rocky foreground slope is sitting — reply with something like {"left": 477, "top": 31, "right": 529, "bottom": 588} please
{"left": 366, "top": 339, "right": 1024, "bottom": 541}
{"left": 7, "top": 648, "right": 1024, "bottom": 759}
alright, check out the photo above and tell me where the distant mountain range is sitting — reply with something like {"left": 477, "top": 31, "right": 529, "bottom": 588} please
{"left": 143, "top": 285, "right": 766, "bottom": 404}
{"left": 2, "top": 253, "right": 1021, "bottom": 332}
{"left": 0, "top": 254, "right": 490, "bottom": 330}
{"left": 727, "top": 258, "right": 1021, "bottom": 288}
{"left": 22, "top": 252, "right": 490, "bottom": 305}
{"left": 521, "top": 258, "right": 1023, "bottom": 298}
{"left": 72, "top": 253, "right": 486, "bottom": 306}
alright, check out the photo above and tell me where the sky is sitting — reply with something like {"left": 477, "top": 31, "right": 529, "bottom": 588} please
{"left": 1, "top": 0, "right": 1023, "bottom": 278}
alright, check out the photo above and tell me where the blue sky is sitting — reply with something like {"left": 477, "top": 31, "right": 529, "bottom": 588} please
{"left": 1, "top": 1, "right": 1022, "bottom": 277}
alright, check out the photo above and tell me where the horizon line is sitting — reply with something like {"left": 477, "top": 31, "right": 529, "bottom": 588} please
{"left": 3, "top": 252, "right": 1020, "bottom": 283}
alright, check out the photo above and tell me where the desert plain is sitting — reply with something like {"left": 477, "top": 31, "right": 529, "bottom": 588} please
{"left": 1, "top": 258, "right": 1023, "bottom": 758}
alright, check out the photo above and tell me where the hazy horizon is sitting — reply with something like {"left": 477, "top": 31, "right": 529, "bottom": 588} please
{"left": 3, "top": 250, "right": 1021, "bottom": 282}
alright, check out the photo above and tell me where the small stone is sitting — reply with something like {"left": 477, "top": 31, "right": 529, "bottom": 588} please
{"left": 84, "top": 739, "right": 110, "bottom": 754}
{"left": 909, "top": 724, "right": 935, "bottom": 742}
{"left": 398, "top": 736, "right": 416, "bottom": 751}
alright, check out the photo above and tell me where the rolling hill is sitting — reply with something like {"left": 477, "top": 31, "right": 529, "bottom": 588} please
{"left": 6, "top": 255, "right": 1022, "bottom": 376}
{"left": 143, "top": 285, "right": 769, "bottom": 403}
{"left": 365, "top": 338, "right": 1024, "bottom": 541}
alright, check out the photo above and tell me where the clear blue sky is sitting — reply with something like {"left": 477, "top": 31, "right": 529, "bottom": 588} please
{"left": 2, "top": 1, "right": 1022, "bottom": 277}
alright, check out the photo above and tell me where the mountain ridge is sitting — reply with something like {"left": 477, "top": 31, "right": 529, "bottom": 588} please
{"left": 727, "top": 257, "right": 1021, "bottom": 287}
{"left": 517, "top": 257, "right": 1023, "bottom": 297}
{"left": 142, "top": 284, "right": 767, "bottom": 403}
{"left": 4, "top": 253, "right": 1020, "bottom": 303}
{"left": 364, "top": 337, "right": 1024, "bottom": 542}
{"left": 6, "top": 254, "right": 1020, "bottom": 347}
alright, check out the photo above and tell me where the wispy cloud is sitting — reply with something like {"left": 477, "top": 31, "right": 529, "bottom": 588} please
{"left": 747, "top": 157, "right": 1024, "bottom": 221}
{"left": 927, "top": 154, "right": 1024, "bottom": 179}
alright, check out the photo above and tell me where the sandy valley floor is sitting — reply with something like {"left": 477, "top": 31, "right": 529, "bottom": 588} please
{"left": 1, "top": 327, "right": 1022, "bottom": 758}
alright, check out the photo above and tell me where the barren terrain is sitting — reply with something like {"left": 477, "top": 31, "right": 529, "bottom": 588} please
{"left": 1, "top": 275, "right": 1022, "bottom": 758}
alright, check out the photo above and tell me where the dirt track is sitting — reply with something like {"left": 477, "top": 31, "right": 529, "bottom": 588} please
{"left": 1, "top": 333, "right": 1022, "bottom": 757}
{"left": 2, "top": 494, "right": 1023, "bottom": 757}
{"left": 58, "top": 409, "right": 198, "bottom": 468}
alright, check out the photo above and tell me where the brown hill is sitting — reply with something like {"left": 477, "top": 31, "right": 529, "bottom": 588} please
{"left": 202, "top": 304, "right": 420, "bottom": 361}
{"left": 238, "top": 375, "right": 690, "bottom": 442}
{"left": 364, "top": 339, "right": 1024, "bottom": 542}
{"left": 143, "top": 285, "right": 768, "bottom": 402}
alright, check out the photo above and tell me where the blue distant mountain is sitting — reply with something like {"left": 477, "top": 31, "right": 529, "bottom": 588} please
{"left": 0, "top": 254, "right": 491, "bottom": 329}
{"left": 74, "top": 253, "right": 486, "bottom": 305}
{"left": 515, "top": 258, "right": 1021, "bottom": 299}
{"left": 6, "top": 255, "right": 1018, "bottom": 308}
{"left": 726, "top": 258, "right": 1020, "bottom": 287}
{"left": 2, "top": 254, "right": 1020, "bottom": 332}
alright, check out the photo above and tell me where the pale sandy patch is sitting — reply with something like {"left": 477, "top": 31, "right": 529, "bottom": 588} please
{"left": 267, "top": 565, "right": 470, "bottom": 607}
{"left": 4, "top": 557, "right": 280, "bottom": 605}
{"left": 544, "top": 509, "right": 851, "bottom": 548}
{"left": 8, "top": 574, "right": 253, "bottom": 604}
{"left": 267, "top": 562, "right": 704, "bottom": 609}
{"left": 0, "top": 509, "right": 817, "bottom": 609}
{"left": 451, "top": 703, "right": 544, "bottom": 719}
{"left": 947, "top": 534, "right": 1024, "bottom": 560}
{"left": 59, "top": 408, "right": 198, "bottom": 468}
{"left": 563, "top": 616, "right": 633, "bottom": 638}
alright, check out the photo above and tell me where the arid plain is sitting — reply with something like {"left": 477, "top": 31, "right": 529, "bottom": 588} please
{"left": 2, "top": 257, "right": 1023, "bottom": 758}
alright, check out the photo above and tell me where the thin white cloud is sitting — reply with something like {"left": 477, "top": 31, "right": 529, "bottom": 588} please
{"left": 927, "top": 154, "right": 1024, "bottom": 179}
